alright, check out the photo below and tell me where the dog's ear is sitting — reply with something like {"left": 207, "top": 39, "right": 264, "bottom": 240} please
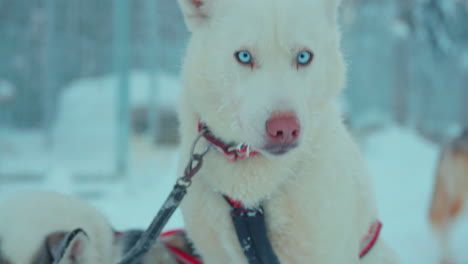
{"left": 47, "top": 229, "right": 90, "bottom": 264}
{"left": 177, "top": 0, "right": 214, "bottom": 31}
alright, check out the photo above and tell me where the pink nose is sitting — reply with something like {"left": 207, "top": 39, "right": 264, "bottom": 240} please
{"left": 266, "top": 113, "right": 300, "bottom": 145}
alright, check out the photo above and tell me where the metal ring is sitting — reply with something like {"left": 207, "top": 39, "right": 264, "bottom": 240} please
{"left": 200, "top": 146, "right": 210, "bottom": 157}
{"left": 190, "top": 128, "right": 209, "bottom": 157}
{"left": 177, "top": 178, "right": 192, "bottom": 188}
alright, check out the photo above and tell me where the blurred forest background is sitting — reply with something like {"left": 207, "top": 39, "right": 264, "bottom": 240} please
{"left": 0, "top": 1, "right": 467, "bottom": 262}
{"left": 0, "top": 0, "right": 466, "bottom": 180}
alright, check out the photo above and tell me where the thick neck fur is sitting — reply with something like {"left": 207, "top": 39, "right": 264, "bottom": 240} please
{"left": 178, "top": 93, "right": 345, "bottom": 207}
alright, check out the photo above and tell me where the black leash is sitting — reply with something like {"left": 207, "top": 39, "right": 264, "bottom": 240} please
{"left": 116, "top": 121, "right": 382, "bottom": 264}
{"left": 225, "top": 197, "right": 281, "bottom": 264}
{"left": 117, "top": 129, "right": 209, "bottom": 264}
{"left": 117, "top": 126, "right": 281, "bottom": 264}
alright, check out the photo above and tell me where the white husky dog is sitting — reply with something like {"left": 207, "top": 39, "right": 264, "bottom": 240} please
{"left": 0, "top": 191, "right": 117, "bottom": 264}
{"left": 0, "top": 191, "right": 183, "bottom": 264}
{"left": 176, "top": 0, "right": 400, "bottom": 263}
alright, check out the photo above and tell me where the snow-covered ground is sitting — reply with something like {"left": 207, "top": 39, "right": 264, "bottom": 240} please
{"left": 0, "top": 73, "right": 467, "bottom": 263}
{"left": 364, "top": 127, "right": 468, "bottom": 264}
{"left": 0, "top": 71, "right": 181, "bottom": 177}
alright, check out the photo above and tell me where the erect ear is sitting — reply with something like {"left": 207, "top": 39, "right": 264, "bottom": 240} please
{"left": 177, "top": 0, "right": 214, "bottom": 32}
{"left": 46, "top": 229, "right": 90, "bottom": 264}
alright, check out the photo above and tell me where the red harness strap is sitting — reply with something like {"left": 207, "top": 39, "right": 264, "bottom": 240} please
{"left": 225, "top": 196, "right": 245, "bottom": 208}
{"left": 359, "top": 220, "right": 382, "bottom": 258}
{"left": 160, "top": 230, "right": 203, "bottom": 264}
{"left": 119, "top": 223, "right": 381, "bottom": 263}
{"left": 165, "top": 245, "right": 203, "bottom": 264}
{"left": 225, "top": 196, "right": 382, "bottom": 260}
{"left": 195, "top": 123, "right": 382, "bottom": 260}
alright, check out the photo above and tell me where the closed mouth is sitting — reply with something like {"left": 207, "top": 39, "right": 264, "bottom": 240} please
{"left": 199, "top": 122, "right": 261, "bottom": 160}
{"left": 262, "top": 143, "right": 298, "bottom": 155}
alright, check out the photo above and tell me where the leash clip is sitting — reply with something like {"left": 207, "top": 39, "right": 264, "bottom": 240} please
{"left": 179, "top": 128, "right": 210, "bottom": 187}
{"left": 117, "top": 128, "right": 210, "bottom": 264}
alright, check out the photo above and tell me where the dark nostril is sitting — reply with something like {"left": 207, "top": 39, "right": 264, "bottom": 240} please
{"left": 292, "top": 130, "right": 299, "bottom": 138}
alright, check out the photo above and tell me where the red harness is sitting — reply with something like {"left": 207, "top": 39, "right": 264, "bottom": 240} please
{"left": 359, "top": 220, "right": 383, "bottom": 258}
{"left": 199, "top": 122, "right": 383, "bottom": 259}
{"left": 118, "top": 221, "right": 380, "bottom": 264}
{"left": 225, "top": 197, "right": 383, "bottom": 259}
{"left": 140, "top": 122, "right": 382, "bottom": 263}
{"left": 160, "top": 230, "right": 203, "bottom": 264}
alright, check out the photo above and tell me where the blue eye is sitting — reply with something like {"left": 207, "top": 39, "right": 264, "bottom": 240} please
{"left": 236, "top": 51, "right": 252, "bottom": 65}
{"left": 297, "top": 50, "right": 313, "bottom": 66}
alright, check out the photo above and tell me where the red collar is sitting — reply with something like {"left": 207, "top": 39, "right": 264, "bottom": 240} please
{"left": 198, "top": 122, "right": 260, "bottom": 162}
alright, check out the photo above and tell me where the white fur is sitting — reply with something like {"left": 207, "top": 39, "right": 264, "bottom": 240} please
{"left": 0, "top": 191, "right": 118, "bottom": 264}
{"left": 176, "top": 0, "right": 400, "bottom": 263}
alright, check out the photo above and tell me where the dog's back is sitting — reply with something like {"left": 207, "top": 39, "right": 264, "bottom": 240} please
{"left": 0, "top": 191, "right": 117, "bottom": 264}
{"left": 429, "top": 129, "right": 468, "bottom": 263}
{"left": 0, "top": 191, "right": 197, "bottom": 264}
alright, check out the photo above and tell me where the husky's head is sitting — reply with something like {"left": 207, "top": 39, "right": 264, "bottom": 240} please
{"left": 178, "top": 0, "right": 345, "bottom": 157}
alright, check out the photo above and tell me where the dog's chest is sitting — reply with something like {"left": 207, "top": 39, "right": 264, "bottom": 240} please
{"left": 262, "top": 187, "right": 360, "bottom": 263}
{"left": 180, "top": 144, "right": 362, "bottom": 263}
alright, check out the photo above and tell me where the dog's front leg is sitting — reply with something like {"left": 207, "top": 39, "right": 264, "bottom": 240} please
{"left": 181, "top": 183, "right": 251, "bottom": 264}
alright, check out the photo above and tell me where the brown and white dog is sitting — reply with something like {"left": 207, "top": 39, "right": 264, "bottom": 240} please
{"left": 429, "top": 129, "right": 468, "bottom": 264}
{"left": 176, "top": 0, "right": 400, "bottom": 263}
{"left": 0, "top": 191, "right": 188, "bottom": 264}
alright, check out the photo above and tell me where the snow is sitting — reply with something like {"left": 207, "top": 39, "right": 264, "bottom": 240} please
{"left": 1, "top": 71, "right": 181, "bottom": 177}
{"left": 1, "top": 73, "right": 467, "bottom": 263}
{"left": 365, "top": 127, "right": 468, "bottom": 264}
